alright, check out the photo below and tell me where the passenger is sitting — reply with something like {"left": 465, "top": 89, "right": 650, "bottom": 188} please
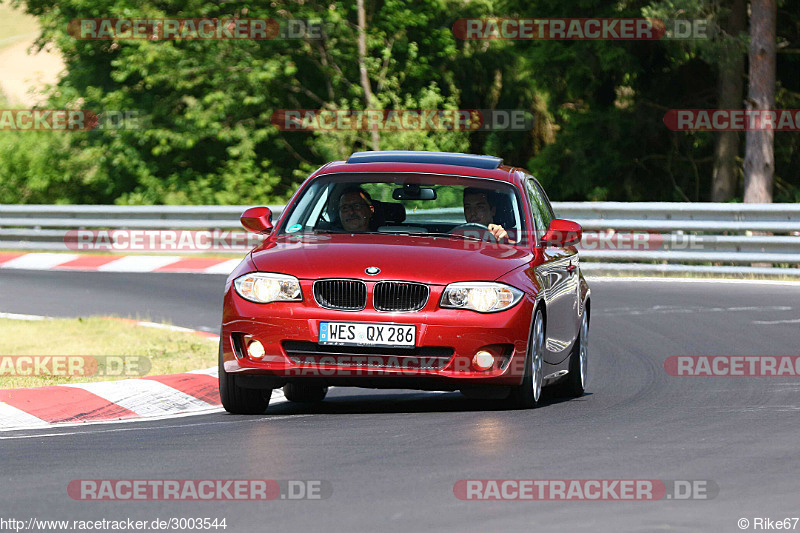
{"left": 462, "top": 187, "right": 516, "bottom": 243}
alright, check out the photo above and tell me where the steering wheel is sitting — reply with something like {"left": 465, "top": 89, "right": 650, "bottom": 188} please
{"left": 449, "top": 223, "right": 498, "bottom": 243}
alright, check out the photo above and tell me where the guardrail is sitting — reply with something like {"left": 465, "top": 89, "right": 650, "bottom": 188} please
{"left": 1, "top": 203, "right": 798, "bottom": 277}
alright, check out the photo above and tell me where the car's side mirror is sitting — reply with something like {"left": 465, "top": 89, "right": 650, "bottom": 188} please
{"left": 541, "top": 219, "right": 582, "bottom": 247}
{"left": 241, "top": 206, "right": 273, "bottom": 234}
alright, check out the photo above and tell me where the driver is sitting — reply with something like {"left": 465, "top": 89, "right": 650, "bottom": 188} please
{"left": 462, "top": 187, "right": 516, "bottom": 243}
{"left": 337, "top": 186, "right": 375, "bottom": 232}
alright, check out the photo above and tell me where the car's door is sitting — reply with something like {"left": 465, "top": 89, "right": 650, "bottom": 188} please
{"left": 522, "top": 173, "right": 580, "bottom": 365}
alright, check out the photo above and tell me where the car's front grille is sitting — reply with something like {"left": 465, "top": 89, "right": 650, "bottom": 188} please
{"left": 313, "top": 279, "right": 367, "bottom": 311}
{"left": 373, "top": 281, "right": 429, "bottom": 312}
{"left": 283, "top": 341, "right": 453, "bottom": 370}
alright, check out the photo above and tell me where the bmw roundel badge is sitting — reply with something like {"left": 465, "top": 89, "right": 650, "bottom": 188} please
{"left": 365, "top": 266, "right": 381, "bottom": 275}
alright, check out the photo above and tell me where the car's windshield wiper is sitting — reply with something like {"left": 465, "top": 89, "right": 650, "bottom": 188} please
{"left": 311, "top": 228, "right": 483, "bottom": 242}
{"left": 377, "top": 230, "right": 415, "bottom": 236}
{"left": 418, "top": 232, "right": 484, "bottom": 242}
{"left": 312, "top": 228, "right": 385, "bottom": 235}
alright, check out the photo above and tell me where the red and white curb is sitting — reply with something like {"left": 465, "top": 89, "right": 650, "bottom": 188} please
{"left": 0, "top": 315, "right": 278, "bottom": 432}
{"left": 0, "top": 368, "right": 222, "bottom": 431}
{"left": 0, "top": 252, "right": 241, "bottom": 274}
{"left": 0, "top": 369, "right": 290, "bottom": 432}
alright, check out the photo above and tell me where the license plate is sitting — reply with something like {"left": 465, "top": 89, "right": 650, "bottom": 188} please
{"left": 319, "top": 322, "right": 416, "bottom": 348}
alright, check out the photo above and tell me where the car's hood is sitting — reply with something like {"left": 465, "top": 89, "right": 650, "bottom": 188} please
{"left": 251, "top": 233, "right": 533, "bottom": 284}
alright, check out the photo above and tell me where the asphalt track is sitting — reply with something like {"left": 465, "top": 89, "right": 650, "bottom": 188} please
{"left": 1, "top": 270, "right": 799, "bottom": 532}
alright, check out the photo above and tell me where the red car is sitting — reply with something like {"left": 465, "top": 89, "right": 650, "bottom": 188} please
{"left": 219, "top": 151, "right": 590, "bottom": 413}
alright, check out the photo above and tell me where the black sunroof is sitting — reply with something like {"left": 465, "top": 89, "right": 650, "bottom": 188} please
{"left": 346, "top": 151, "right": 503, "bottom": 170}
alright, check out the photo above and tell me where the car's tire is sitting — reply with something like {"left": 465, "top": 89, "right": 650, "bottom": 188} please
{"left": 562, "top": 309, "right": 589, "bottom": 398}
{"left": 219, "top": 342, "right": 271, "bottom": 414}
{"left": 507, "top": 308, "right": 545, "bottom": 409}
{"left": 283, "top": 383, "right": 329, "bottom": 403}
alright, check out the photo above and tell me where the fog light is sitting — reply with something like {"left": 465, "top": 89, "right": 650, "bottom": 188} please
{"left": 247, "top": 339, "right": 266, "bottom": 360}
{"left": 472, "top": 351, "right": 494, "bottom": 371}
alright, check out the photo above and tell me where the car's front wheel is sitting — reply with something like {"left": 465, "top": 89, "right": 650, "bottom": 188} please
{"left": 508, "top": 308, "right": 544, "bottom": 409}
{"left": 283, "top": 383, "right": 328, "bottom": 403}
{"left": 562, "top": 308, "right": 588, "bottom": 397}
{"left": 218, "top": 342, "right": 271, "bottom": 414}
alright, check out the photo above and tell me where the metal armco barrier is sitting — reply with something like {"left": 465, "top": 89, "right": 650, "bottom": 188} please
{"left": 1, "top": 203, "right": 798, "bottom": 277}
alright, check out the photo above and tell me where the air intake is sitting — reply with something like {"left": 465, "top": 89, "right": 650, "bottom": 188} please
{"left": 373, "top": 281, "right": 429, "bottom": 312}
{"left": 313, "top": 280, "right": 367, "bottom": 311}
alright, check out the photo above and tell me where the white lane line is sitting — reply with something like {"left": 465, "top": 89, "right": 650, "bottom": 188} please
{"left": 0, "top": 313, "right": 218, "bottom": 341}
{"left": 753, "top": 318, "right": 800, "bottom": 325}
{"left": 0, "top": 412, "right": 306, "bottom": 440}
{"left": 97, "top": 255, "right": 184, "bottom": 272}
{"left": 136, "top": 322, "right": 219, "bottom": 341}
{"left": 603, "top": 305, "right": 792, "bottom": 316}
{"left": 725, "top": 406, "right": 800, "bottom": 412}
{"left": 136, "top": 321, "right": 201, "bottom": 334}
{"left": 1, "top": 407, "right": 225, "bottom": 433}
{"left": 0, "top": 402, "right": 50, "bottom": 429}
{"left": 188, "top": 367, "right": 218, "bottom": 376}
{"left": 586, "top": 276, "right": 800, "bottom": 286}
{"left": 0, "top": 253, "right": 79, "bottom": 270}
{"left": 63, "top": 379, "right": 215, "bottom": 417}
{"left": 0, "top": 312, "right": 49, "bottom": 321}
{"left": 202, "top": 258, "right": 241, "bottom": 274}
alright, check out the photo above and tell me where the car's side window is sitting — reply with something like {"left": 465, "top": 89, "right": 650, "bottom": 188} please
{"left": 523, "top": 174, "right": 550, "bottom": 237}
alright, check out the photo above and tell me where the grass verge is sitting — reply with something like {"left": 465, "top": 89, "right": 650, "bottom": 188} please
{"left": 0, "top": 316, "right": 218, "bottom": 389}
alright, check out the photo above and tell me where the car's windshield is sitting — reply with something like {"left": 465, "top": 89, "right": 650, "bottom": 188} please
{"left": 279, "top": 173, "right": 527, "bottom": 245}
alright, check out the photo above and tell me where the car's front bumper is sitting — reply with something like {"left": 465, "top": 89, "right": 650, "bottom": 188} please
{"left": 221, "top": 282, "right": 535, "bottom": 391}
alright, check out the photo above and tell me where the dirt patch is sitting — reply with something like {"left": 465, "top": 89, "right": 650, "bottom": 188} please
{"left": 0, "top": 35, "right": 64, "bottom": 106}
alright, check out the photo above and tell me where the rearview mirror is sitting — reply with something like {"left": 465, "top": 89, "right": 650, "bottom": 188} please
{"left": 392, "top": 185, "right": 436, "bottom": 201}
{"left": 541, "top": 219, "right": 581, "bottom": 247}
{"left": 241, "top": 206, "right": 273, "bottom": 234}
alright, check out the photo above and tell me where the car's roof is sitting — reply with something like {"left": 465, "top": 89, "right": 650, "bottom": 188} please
{"left": 313, "top": 151, "right": 520, "bottom": 182}
{"left": 348, "top": 151, "right": 503, "bottom": 169}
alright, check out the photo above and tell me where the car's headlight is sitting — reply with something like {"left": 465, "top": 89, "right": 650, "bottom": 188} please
{"left": 233, "top": 273, "right": 302, "bottom": 303}
{"left": 440, "top": 282, "right": 523, "bottom": 313}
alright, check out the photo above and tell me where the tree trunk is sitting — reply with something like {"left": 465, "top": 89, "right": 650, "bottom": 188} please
{"left": 357, "top": 0, "right": 380, "bottom": 151}
{"left": 711, "top": 0, "right": 746, "bottom": 202}
{"left": 743, "top": 0, "right": 777, "bottom": 203}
